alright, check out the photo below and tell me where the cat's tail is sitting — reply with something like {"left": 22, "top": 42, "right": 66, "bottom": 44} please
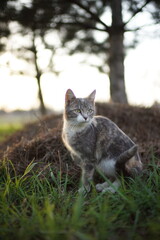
{"left": 116, "top": 145, "right": 143, "bottom": 176}
{"left": 116, "top": 145, "right": 138, "bottom": 165}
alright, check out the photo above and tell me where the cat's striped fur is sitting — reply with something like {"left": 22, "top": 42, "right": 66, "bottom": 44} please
{"left": 62, "top": 89, "right": 143, "bottom": 194}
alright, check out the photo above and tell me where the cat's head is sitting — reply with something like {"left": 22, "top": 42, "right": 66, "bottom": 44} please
{"left": 64, "top": 89, "right": 96, "bottom": 125}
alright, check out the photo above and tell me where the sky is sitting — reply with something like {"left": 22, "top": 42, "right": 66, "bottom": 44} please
{"left": 0, "top": 37, "right": 160, "bottom": 113}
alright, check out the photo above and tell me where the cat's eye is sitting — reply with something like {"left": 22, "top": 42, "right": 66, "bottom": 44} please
{"left": 74, "top": 109, "right": 81, "bottom": 113}
{"left": 88, "top": 109, "right": 94, "bottom": 114}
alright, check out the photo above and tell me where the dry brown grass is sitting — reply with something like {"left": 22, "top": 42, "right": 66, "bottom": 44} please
{"left": 1, "top": 103, "right": 160, "bottom": 179}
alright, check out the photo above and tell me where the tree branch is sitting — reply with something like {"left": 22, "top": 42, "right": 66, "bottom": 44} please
{"left": 57, "top": 20, "right": 107, "bottom": 32}
{"left": 124, "top": 0, "right": 151, "bottom": 26}
{"left": 68, "top": 0, "right": 110, "bottom": 32}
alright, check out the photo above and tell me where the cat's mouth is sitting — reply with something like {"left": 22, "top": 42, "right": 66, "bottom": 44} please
{"left": 77, "top": 115, "right": 90, "bottom": 124}
{"left": 78, "top": 119, "right": 90, "bottom": 124}
{"left": 76, "top": 119, "right": 91, "bottom": 127}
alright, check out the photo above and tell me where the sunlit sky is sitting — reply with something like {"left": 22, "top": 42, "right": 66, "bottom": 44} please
{"left": 0, "top": 37, "right": 160, "bottom": 112}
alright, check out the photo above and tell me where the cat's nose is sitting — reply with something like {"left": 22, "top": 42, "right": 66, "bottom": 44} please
{"left": 81, "top": 114, "right": 88, "bottom": 121}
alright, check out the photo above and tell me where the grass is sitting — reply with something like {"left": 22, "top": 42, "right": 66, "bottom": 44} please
{"left": 0, "top": 157, "right": 160, "bottom": 240}
{"left": 0, "top": 124, "right": 22, "bottom": 142}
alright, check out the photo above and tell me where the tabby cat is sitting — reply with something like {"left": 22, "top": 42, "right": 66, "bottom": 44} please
{"left": 62, "top": 89, "right": 142, "bottom": 194}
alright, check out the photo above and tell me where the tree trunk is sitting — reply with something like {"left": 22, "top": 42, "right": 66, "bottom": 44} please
{"left": 109, "top": 0, "right": 128, "bottom": 103}
{"left": 32, "top": 33, "right": 47, "bottom": 115}
{"left": 36, "top": 74, "right": 46, "bottom": 116}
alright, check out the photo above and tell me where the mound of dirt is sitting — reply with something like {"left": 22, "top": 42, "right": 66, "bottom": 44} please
{"left": 0, "top": 103, "right": 160, "bottom": 179}
{"left": 96, "top": 103, "right": 160, "bottom": 161}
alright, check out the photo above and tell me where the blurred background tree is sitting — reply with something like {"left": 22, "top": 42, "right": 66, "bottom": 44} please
{"left": 1, "top": 0, "right": 71, "bottom": 115}
{"left": 16, "top": 0, "right": 57, "bottom": 115}
{"left": 12, "top": 0, "right": 69, "bottom": 115}
{"left": 54, "top": 0, "right": 160, "bottom": 103}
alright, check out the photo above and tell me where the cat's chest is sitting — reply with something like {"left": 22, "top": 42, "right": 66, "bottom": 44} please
{"left": 64, "top": 126, "right": 96, "bottom": 156}
{"left": 65, "top": 128, "right": 76, "bottom": 140}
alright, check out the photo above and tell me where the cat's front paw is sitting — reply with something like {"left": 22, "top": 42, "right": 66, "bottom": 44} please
{"left": 96, "top": 182, "right": 109, "bottom": 192}
{"left": 78, "top": 185, "right": 91, "bottom": 195}
{"left": 96, "top": 183, "right": 104, "bottom": 192}
{"left": 102, "top": 187, "right": 116, "bottom": 194}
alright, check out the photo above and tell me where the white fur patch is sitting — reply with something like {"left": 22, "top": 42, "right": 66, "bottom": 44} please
{"left": 63, "top": 118, "right": 87, "bottom": 137}
{"left": 62, "top": 119, "right": 89, "bottom": 156}
{"left": 77, "top": 114, "right": 86, "bottom": 123}
{"left": 96, "top": 159, "right": 116, "bottom": 178}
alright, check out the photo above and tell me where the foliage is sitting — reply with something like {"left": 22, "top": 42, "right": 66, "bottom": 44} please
{"left": 55, "top": 0, "right": 160, "bottom": 64}
{"left": 0, "top": 0, "right": 18, "bottom": 51}
{"left": 0, "top": 157, "right": 160, "bottom": 240}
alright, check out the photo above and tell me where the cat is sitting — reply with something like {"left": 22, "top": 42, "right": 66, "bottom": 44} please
{"left": 62, "top": 89, "right": 143, "bottom": 194}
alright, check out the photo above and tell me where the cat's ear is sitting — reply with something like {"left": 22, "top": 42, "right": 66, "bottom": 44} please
{"left": 88, "top": 90, "right": 96, "bottom": 101}
{"left": 65, "top": 89, "right": 76, "bottom": 104}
